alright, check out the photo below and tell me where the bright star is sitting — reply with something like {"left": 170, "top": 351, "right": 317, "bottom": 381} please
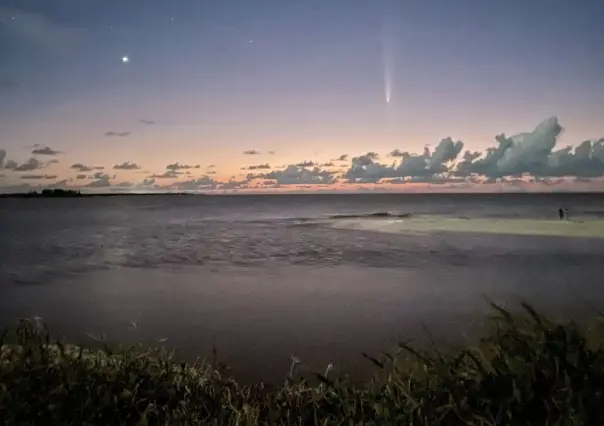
{"left": 122, "top": 56, "right": 129, "bottom": 63}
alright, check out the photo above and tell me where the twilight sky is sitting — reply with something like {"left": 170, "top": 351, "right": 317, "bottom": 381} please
{"left": 0, "top": 0, "right": 603, "bottom": 193}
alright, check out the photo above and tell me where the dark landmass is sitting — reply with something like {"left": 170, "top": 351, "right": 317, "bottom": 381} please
{"left": 0, "top": 189, "right": 196, "bottom": 198}
{"left": 1, "top": 303, "right": 604, "bottom": 425}
{"left": 0, "top": 190, "right": 603, "bottom": 199}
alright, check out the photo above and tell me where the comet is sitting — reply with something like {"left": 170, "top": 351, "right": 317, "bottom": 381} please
{"left": 381, "top": 9, "right": 393, "bottom": 105}
{"left": 384, "top": 63, "right": 392, "bottom": 104}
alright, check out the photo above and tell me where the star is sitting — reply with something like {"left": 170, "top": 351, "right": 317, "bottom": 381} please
{"left": 122, "top": 56, "right": 129, "bottom": 63}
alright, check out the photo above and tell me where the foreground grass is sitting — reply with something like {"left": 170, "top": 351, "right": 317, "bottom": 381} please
{"left": 1, "top": 304, "right": 604, "bottom": 425}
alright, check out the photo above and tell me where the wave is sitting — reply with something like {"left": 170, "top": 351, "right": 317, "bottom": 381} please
{"left": 328, "top": 212, "right": 413, "bottom": 220}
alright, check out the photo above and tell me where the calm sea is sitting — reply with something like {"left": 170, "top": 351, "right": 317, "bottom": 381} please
{"left": 1, "top": 193, "right": 604, "bottom": 381}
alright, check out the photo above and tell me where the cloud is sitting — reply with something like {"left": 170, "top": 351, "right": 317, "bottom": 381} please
{"left": 429, "top": 137, "right": 464, "bottom": 172}
{"left": 115, "top": 181, "right": 134, "bottom": 188}
{"left": 344, "top": 139, "right": 462, "bottom": 183}
{"left": 31, "top": 146, "right": 62, "bottom": 156}
{"left": 10, "top": 158, "right": 43, "bottom": 172}
{"left": 166, "top": 162, "right": 200, "bottom": 171}
{"left": 3, "top": 160, "right": 18, "bottom": 170}
{"left": 139, "top": 178, "right": 156, "bottom": 188}
{"left": 268, "top": 151, "right": 276, "bottom": 155}
{"left": 321, "top": 162, "right": 336, "bottom": 167}
{"left": 459, "top": 117, "right": 560, "bottom": 178}
{"left": 243, "top": 150, "right": 260, "bottom": 155}
{"left": 295, "top": 161, "right": 316, "bottom": 167}
{"left": 334, "top": 154, "right": 349, "bottom": 162}
{"left": 249, "top": 165, "right": 337, "bottom": 185}
{"left": 149, "top": 171, "right": 179, "bottom": 179}
{"left": 453, "top": 151, "right": 482, "bottom": 177}
{"left": 71, "top": 163, "right": 103, "bottom": 172}
{"left": 75, "top": 174, "right": 87, "bottom": 180}
{"left": 219, "top": 178, "right": 250, "bottom": 190}
{"left": 140, "top": 119, "right": 156, "bottom": 125}
{"left": 86, "top": 174, "right": 111, "bottom": 188}
{"left": 207, "top": 164, "right": 216, "bottom": 169}
{"left": 542, "top": 139, "right": 604, "bottom": 178}
{"left": 104, "top": 131, "right": 131, "bottom": 137}
{"left": 113, "top": 162, "right": 141, "bottom": 170}
{"left": 343, "top": 153, "right": 398, "bottom": 183}
{"left": 453, "top": 117, "right": 604, "bottom": 179}
{"left": 339, "top": 117, "right": 604, "bottom": 185}
{"left": 19, "top": 174, "right": 58, "bottom": 180}
{"left": 207, "top": 170, "right": 217, "bottom": 175}
{"left": 169, "top": 176, "right": 218, "bottom": 190}
{"left": 247, "top": 163, "right": 271, "bottom": 170}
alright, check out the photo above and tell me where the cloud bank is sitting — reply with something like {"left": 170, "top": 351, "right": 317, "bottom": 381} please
{"left": 1, "top": 117, "right": 602, "bottom": 193}
{"left": 342, "top": 117, "right": 603, "bottom": 185}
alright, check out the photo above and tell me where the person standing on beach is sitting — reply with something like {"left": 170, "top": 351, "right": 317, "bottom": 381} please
{"left": 559, "top": 208, "right": 564, "bottom": 220}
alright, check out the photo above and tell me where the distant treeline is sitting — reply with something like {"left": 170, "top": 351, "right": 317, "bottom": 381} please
{"left": 0, "top": 189, "right": 198, "bottom": 198}
{"left": 0, "top": 189, "right": 83, "bottom": 198}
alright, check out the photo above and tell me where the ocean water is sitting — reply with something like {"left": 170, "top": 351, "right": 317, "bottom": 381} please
{"left": 1, "top": 193, "right": 604, "bottom": 381}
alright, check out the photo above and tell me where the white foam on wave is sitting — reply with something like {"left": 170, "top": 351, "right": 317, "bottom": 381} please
{"left": 326, "top": 216, "right": 604, "bottom": 239}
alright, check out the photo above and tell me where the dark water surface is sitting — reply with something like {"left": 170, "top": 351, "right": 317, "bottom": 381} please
{"left": 1, "top": 193, "right": 604, "bottom": 381}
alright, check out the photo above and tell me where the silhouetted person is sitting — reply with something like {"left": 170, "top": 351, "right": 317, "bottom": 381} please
{"left": 559, "top": 208, "right": 564, "bottom": 220}
{"left": 565, "top": 208, "right": 569, "bottom": 221}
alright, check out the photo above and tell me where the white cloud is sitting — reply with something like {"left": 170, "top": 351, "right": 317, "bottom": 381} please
{"left": 459, "top": 117, "right": 604, "bottom": 179}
